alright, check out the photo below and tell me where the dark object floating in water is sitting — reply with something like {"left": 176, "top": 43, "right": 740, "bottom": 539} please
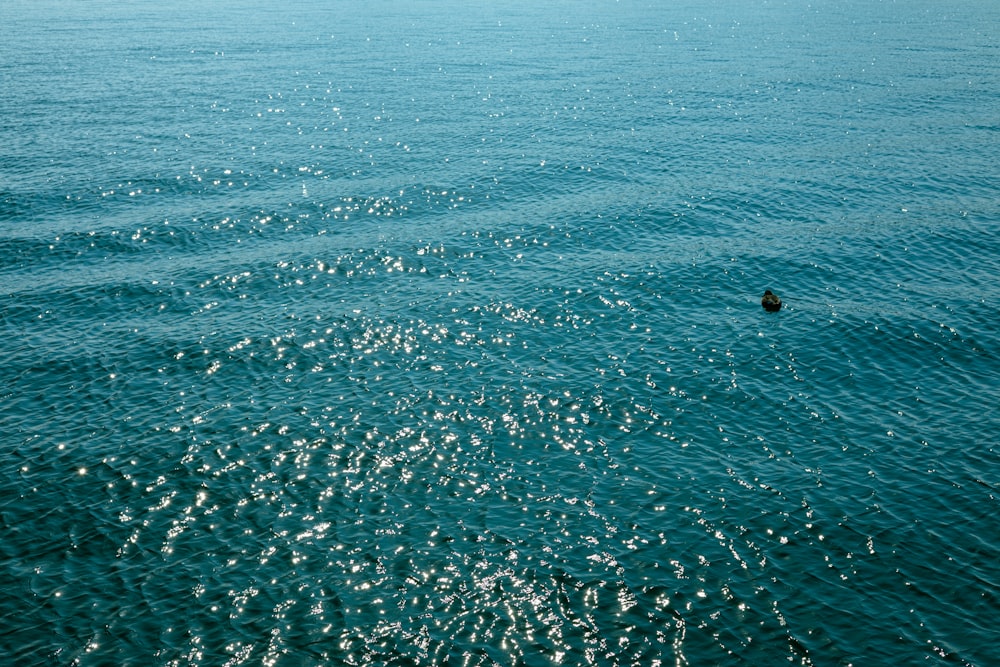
{"left": 761, "top": 290, "right": 782, "bottom": 312}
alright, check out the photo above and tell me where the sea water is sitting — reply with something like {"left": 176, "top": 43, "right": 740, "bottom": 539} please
{"left": 2, "top": 1, "right": 999, "bottom": 665}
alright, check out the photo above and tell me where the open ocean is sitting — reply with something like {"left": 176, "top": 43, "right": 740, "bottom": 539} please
{"left": 2, "top": 1, "right": 999, "bottom": 665}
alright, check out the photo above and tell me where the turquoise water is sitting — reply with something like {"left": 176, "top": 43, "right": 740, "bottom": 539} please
{"left": 2, "top": 1, "right": 999, "bottom": 664}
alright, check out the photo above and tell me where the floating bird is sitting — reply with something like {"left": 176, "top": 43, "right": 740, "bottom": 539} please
{"left": 761, "top": 290, "right": 782, "bottom": 312}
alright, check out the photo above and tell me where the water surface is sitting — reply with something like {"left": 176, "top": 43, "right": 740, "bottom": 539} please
{"left": 2, "top": 1, "right": 999, "bottom": 665}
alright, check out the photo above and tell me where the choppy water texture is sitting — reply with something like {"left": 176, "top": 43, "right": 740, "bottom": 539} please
{"left": 3, "top": 1, "right": 1000, "bottom": 665}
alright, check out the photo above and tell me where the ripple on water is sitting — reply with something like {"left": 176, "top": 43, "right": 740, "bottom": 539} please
{"left": 4, "top": 206, "right": 998, "bottom": 664}
{"left": 4, "top": 0, "right": 1000, "bottom": 663}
